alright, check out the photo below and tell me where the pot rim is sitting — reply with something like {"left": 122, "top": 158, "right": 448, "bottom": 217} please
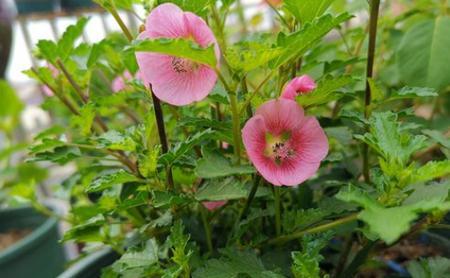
{"left": 0, "top": 206, "right": 58, "bottom": 264}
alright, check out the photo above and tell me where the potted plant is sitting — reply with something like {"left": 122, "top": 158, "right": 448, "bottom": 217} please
{"left": 24, "top": 0, "right": 450, "bottom": 277}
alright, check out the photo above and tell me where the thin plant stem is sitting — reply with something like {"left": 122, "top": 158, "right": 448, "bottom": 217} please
{"left": 274, "top": 186, "right": 281, "bottom": 237}
{"left": 200, "top": 206, "right": 214, "bottom": 254}
{"left": 362, "top": 0, "right": 381, "bottom": 183}
{"left": 239, "top": 71, "right": 273, "bottom": 115}
{"left": 56, "top": 59, "right": 88, "bottom": 103}
{"left": 265, "top": 214, "right": 359, "bottom": 246}
{"left": 238, "top": 175, "right": 261, "bottom": 221}
{"left": 229, "top": 92, "right": 242, "bottom": 165}
{"left": 31, "top": 68, "right": 80, "bottom": 115}
{"left": 150, "top": 85, "right": 174, "bottom": 190}
{"left": 109, "top": 5, "right": 133, "bottom": 42}
{"left": 216, "top": 70, "right": 242, "bottom": 164}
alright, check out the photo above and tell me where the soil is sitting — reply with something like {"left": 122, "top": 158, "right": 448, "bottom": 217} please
{"left": 0, "top": 229, "right": 32, "bottom": 252}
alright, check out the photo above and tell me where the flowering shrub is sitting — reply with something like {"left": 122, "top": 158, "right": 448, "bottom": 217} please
{"left": 22, "top": 0, "right": 450, "bottom": 277}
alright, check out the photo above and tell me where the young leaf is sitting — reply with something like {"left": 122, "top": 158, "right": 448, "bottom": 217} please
{"left": 159, "top": 129, "right": 214, "bottom": 167}
{"left": 193, "top": 249, "right": 284, "bottom": 278}
{"left": 195, "top": 149, "right": 255, "bottom": 178}
{"left": 396, "top": 17, "right": 450, "bottom": 90}
{"left": 271, "top": 13, "right": 352, "bottom": 69}
{"left": 86, "top": 169, "right": 140, "bottom": 193}
{"left": 97, "top": 130, "right": 137, "bottom": 152}
{"left": 291, "top": 233, "right": 332, "bottom": 278}
{"left": 354, "top": 112, "right": 428, "bottom": 166}
{"left": 285, "top": 0, "right": 336, "bottom": 24}
{"left": 131, "top": 38, "right": 217, "bottom": 68}
{"left": 58, "top": 17, "right": 89, "bottom": 60}
{"left": 226, "top": 43, "right": 283, "bottom": 72}
{"left": 195, "top": 178, "right": 270, "bottom": 202}
{"left": 112, "top": 239, "right": 159, "bottom": 274}
{"left": 410, "top": 160, "right": 450, "bottom": 184}
{"left": 388, "top": 87, "right": 438, "bottom": 100}
{"left": 297, "top": 75, "right": 354, "bottom": 108}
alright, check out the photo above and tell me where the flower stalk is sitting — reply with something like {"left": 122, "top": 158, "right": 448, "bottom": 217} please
{"left": 362, "top": 0, "right": 381, "bottom": 183}
{"left": 274, "top": 186, "right": 281, "bottom": 237}
{"left": 150, "top": 85, "right": 174, "bottom": 190}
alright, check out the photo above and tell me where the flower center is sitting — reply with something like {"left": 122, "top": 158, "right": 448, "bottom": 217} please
{"left": 171, "top": 57, "right": 198, "bottom": 73}
{"left": 265, "top": 132, "right": 295, "bottom": 165}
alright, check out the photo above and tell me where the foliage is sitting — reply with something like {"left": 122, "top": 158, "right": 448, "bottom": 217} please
{"left": 5, "top": 0, "right": 449, "bottom": 277}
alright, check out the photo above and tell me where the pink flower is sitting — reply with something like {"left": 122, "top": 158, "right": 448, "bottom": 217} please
{"left": 242, "top": 99, "right": 328, "bottom": 186}
{"left": 112, "top": 70, "right": 133, "bottom": 93}
{"left": 281, "top": 75, "right": 316, "bottom": 101}
{"left": 136, "top": 3, "right": 220, "bottom": 106}
{"left": 42, "top": 63, "right": 59, "bottom": 96}
{"left": 203, "top": 201, "right": 227, "bottom": 211}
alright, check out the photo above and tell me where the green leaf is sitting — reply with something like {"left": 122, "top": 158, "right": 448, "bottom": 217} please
{"left": 71, "top": 103, "right": 96, "bottom": 136}
{"left": 131, "top": 38, "right": 217, "bottom": 68}
{"left": 407, "top": 257, "right": 450, "bottom": 278}
{"left": 159, "top": 129, "right": 214, "bottom": 167}
{"left": 28, "top": 146, "right": 81, "bottom": 165}
{"left": 58, "top": 17, "right": 89, "bottom": 60}
{"left": 337, "top": 185, "right": 450, "bottom": 244}
{"left": 138, "top": 146, "right": 160, "bottom": 178}
{"left": 367, "top": 78, "right": 384, "bottom": 102}
{"left": 297, "top": 75, "right": 354, "bottom": 107}
{"left": 193, "top": 249, "right": 284, "bottom": 278}
{"left": 97, "top": 130, "right": 137, "bottom": 152}
{"left": 195, "top": 178, "right": 270, "bottom": 201}
{"left": 422, "top": 129, "right": 450, "bottom": 149}
{"left": 403, "top": 182, "right": 450, "bottom": 206}
{"left": 410, "top": 160, "right": 450, "bottom": 184}
{"left": 112, "top": 239, "right": 159, "bottom": 274}
{"left": 196, "top": 149, "right": 255, "bottom": 178}
{"left": 168, "top": 221, "right": 193, "bottom": 277}
{"left": 285, "top": 0, "right": 336, "bottom": 24}
{"left": 389, "top": 87, "right": 438, "bottom": 100}
{"left": 226, "top": 42, "right": 284, "bottom": 72}
{"left": 158, "top": 0, "right": 209, "bottom": 15}
{"left": 291, "top": 233, "right": 332, "bottom": 278}
{"left": 0, "top": 81, "right": 23, "bottom": 131}
{"left": 282, "top": 209, "right": 330, "bottom": 234}
{"left": 355, "top": 112, "right": 428, "bottom": 166}
{"left": 86, "top": 170, "right": 140, "bottom": 193}
{"left": 63, "top": 214, "right": 105, "bottom": 242}
{"left": 271, "top": 13, "right": 352, "bottom": 68}
{"left": 396, "top": 17, "right": 450, "bottom": 90}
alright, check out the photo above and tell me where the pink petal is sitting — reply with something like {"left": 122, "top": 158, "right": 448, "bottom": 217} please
{"left": 183, "top": 12, "right": 221, "bottom": 61}
{"left": 292, "top": 117, "right": 329, "bottom": 162}
{"left": 275, "top": 160, "right": 321, "bottom": 186}
{"left": 203, "top": 201, "right": 227, "bottom": 211}
{"left": 281, "top": 75, "right": 316, "bottom": 100}
{"left": 242, "top": 115, "right": 281, "bottom": 185}
{"left": 145, "top": 3, "right": 188, "bottom": 39}
{"left": 255, "top": 99, "right": 304, "bottom": 134}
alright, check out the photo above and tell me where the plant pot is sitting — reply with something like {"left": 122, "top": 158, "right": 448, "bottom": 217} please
{"left": 58, "top": 248, "right": 118, "bottom": 278}
{"left": 0, "top": 206, "right": 66, "bottom": 278}
{"left": 61, "top": 0, "right": 96, "bottom": 10}
{"left": 0, "top": 0, "right": 16, "bottom": 78}
{"left": 14, "top": 0, "right": 60, "bottom": 14}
